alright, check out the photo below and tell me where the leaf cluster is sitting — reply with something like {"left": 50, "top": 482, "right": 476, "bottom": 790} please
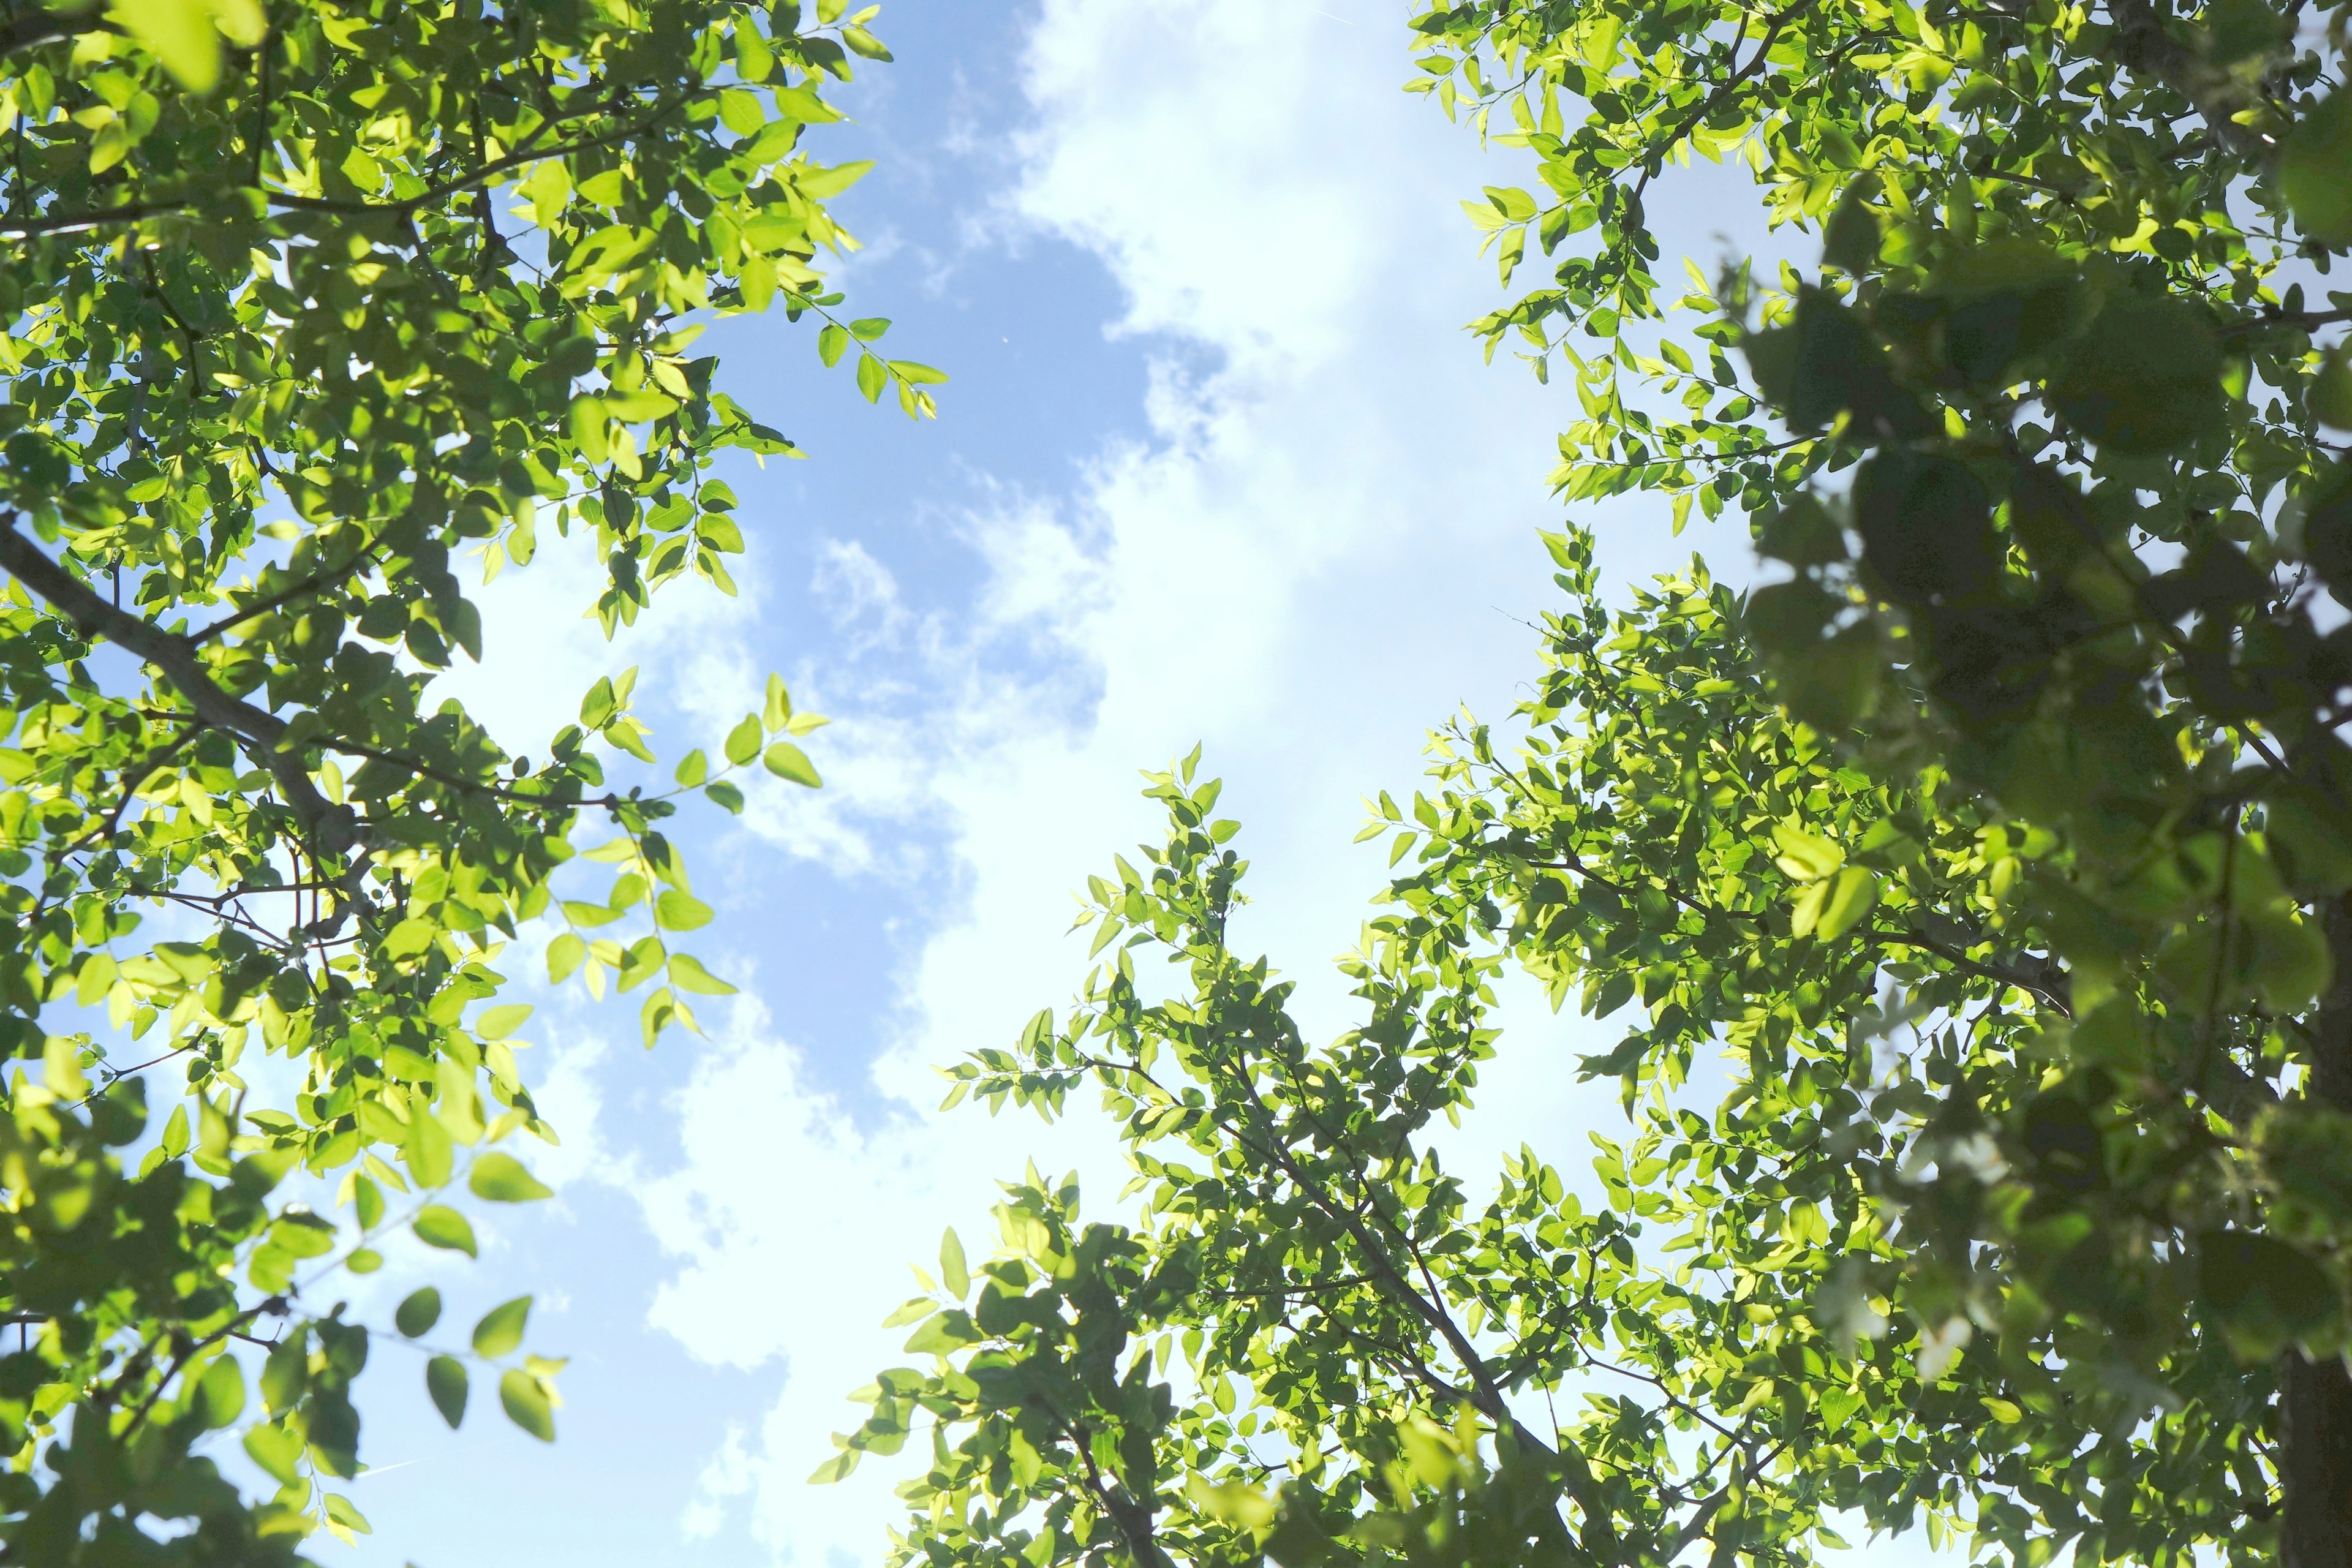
{"left": 0, "top": 0, "right": 907, "bottom": 1555}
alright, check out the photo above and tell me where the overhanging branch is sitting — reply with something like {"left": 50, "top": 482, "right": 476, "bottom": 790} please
{"left": 0, "top": 518, "right": 356, "bottom": 855}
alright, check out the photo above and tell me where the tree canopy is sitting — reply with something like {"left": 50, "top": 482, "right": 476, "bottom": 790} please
{"left": 830, "top": 0, "right": 2352, "bottom": 1565}
{"left": 828, "top": 541, "right": 2260, "bottom": 1568}
{"left": 1413, "top": 0, "right": 2352, "bottom": 1556}
{"left": 0, "top": 0, "right": 930, "bottom": 1559}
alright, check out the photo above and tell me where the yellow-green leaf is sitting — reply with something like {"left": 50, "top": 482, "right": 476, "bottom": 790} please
{"left": 472, "top": 1295, "right": 531, "bottom": 1357}
{"left": 413, "top": 1205, "right": 477, "bottom": 1256}
{"left": 763, "top": 742, "right": 821, "bottom": 788}
{"left": 110, "top": 0, "right": 224, "bottom": 91}
{"left": 499, "top": 1370, "right": 556, "bottom": 1441}
{"left": 469, "top": 1152, "right": 553, "bottom": 1204}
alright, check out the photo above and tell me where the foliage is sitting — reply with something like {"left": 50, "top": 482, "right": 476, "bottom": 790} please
{"left": 831, "top": 0, "right": 2352, "bottom": 1559}
{"left": 835, "top": 546, "right": 2285, "bottom": 1568}
{"left": 0, "top": 0, "right": 926, "bottom": 1558}
{"left": 1402, "top": 0, "right": 2352, "bottom": 1556}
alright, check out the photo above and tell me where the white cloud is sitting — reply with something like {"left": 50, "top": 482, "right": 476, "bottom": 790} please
{"left": 812, "top": 539, "right": 913, "bottom": 650}
{"left": 322, "top": 7, "right": 1958, "bottom": 1566}
{"left": 426, "top": 505, "right": 772, "bottom": 772}
{"left": 619, "top": 2, "right": 1705, "bottom": 1561}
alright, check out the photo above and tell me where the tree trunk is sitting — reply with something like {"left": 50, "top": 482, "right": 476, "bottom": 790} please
{"left": 2286, "top": 1355, "right": 2352, "bottom": 1568}
{"left": 2284, "top": 897, "right": 2352, "bottom": 1567}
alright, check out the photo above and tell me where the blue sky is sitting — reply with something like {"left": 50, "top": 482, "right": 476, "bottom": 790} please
{"left": 312, "top": 4, "right": 1881, "bottom": 1565}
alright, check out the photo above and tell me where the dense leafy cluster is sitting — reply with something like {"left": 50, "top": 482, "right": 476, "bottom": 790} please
{"left": 832, "top": 1, "right": 2352, "bottom": 1565}
{"left": 1404, "top": 0, "right": 2352, "bottom": 1558}
{"left": 834, "top": 538, "right": 2301, "bottom": 1567}
{"left": 0, "top": 0, "right": 920, "bottom": 1558}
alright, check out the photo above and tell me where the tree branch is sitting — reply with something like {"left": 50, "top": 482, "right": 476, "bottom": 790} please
{"left": 2103, "top": 0, "right": 2269, "bottom": 157}
{"left": 1, "top": 97, "right": 701, "bottom": 240}
{"left": 0, "top": 518, "right": 358, "bottom": 856}
{"left": 1219, "top": 1073, "right": 1622, "bottom": 1560}
{"left": 0, "top": 4, "right": 110, "bottom": 58}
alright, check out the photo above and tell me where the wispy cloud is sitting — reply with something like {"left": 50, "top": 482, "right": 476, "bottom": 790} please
{"left": 617, "top": 2, "right": 1662, "bottom": 1559}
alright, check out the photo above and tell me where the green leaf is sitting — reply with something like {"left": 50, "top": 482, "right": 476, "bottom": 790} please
{"left": 243, "top": 1422, "right": 303, "bottom": 1485}
{"left": 1814, "top": 867, "right": 1882, "bottom": 940}
{"left": 902, "top": 1310, "right": 979, "bottom": 1355}
{"left": 406, "top": 1106, "right": 453, "bottom": 1189}
{"left": 797, "top": 158, "right": 874, "bottom": 198}
{"left": 668, "top": 952, "right": 740, "bottom": 995}
{"left": 2247, "top": 906, "right": 2331, "bottom": 1011}
{"left": 741, "top": 251, "right": 778, "bottom": 314}
{"left": 2200, "top": 1229, "right": 2338, "bottom": 1355}
{"left": 2204, "top": 0, "right": 2290, "bottom": 60}
{"left": 2313, "top": 346, "right": 2352, "bottom": 432}
{"left": 1187, "top": 1476, "right": 1275, "bottom": 1530}
{"left": 580, "top": 676, "right": 619, "bottom": 729}
{"left": 197, "top": 1357, "right": 246, "bottom": 1430}
{"left": 472, "top": 1295, "right": 532, "bottom": 1357}
{"left": 110, "top": 0, "right": 225, "bottom": 92}
{"left": 818, "top": 324, "right": 850, "bottom": 367}
{"left": 725, "top": 714, "right": 764, "bottom": 765}
{"left": 1771, "top": 821, "right": 1845, "bottom": 881}
{"left": 469, "top": 1152, "right": 554, "bottom": 1204}
{"left": 75, "top": 952, "right": 117, "bottom": 1007}
{"left": 881, "top": 1295, "right": 936, "bottom": 1327}
{"left": 2048, "top": 295, "right": 2224, "bottom": 455}
{"left": 763, "top": 742, "right": 823, "bottom": 788}
{"left": 856, "top": 352, "right": 889, "bottom": 402}
{"left": 394, "top": 1287, "right": 443, "bottom": 1338}
{"left": 426, "top": 1356, "right": 469, "bottom": 1428}
{"left": 413, "top": 1205, "right": 478, "bottom": 1257}
{"left": 655, "top": 889, "right": 715, "bottom": 930}
{"left": 548, "top": 932, "right": 589, "bottom": 983}
{"left": 2281, "top": 89, "right": 2352, "bottom": 244}
{"left": 719, "top": 88, "right": 765, "bottom": 135}
{"left": 1823, "top": 187, "right": 1880, "bottom": 273}
{"left": 500, "top": 1370, "right": 557, "bottom": 1441}
{"left": 940, "top": 1227, "right": 969, "bottom": 1298}
{"left": 323, "top": 1494, "right": 372, "bottom": 1536}
{"left": 570, "top": 396, "right": 611, "bottom": 463}
{"left": 1789, "top": 878, "right": 1833, "bottom": 939}
{"left": 640, "top": 986, "right": 682, "bottom": 1048}
{"left": 475, "top": 1004, "right": 532, "bottom": 1041}
{"left": 383, "top": 917, "right": 439, "bottom": 959}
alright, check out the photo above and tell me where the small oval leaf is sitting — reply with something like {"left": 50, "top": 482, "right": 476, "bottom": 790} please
{"left": 469, "top": 1152, "right": 554, "bottom": 1204}
{"left": 763, "top": 742, "right": 821, "bottom": 788}
{"left": 472, "top": 1295, "right": 532, "bottom": 1358}
{"left": 426, "top": 1355, "right": 469, "bottom": 1428}
{"left": 413, "top": 1205, "right": 477, "bottom": 1257}
{"left": 394, "top": 1287, "right": 443, "bottom": 1338}
{"left": 500, "top": 1369, "right": 556, "bottom": 1442}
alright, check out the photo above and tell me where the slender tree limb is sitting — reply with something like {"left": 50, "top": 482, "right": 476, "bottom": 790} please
{"left": 1, "top": 97, "right": 703, "bottom": 240}
{"left": 0, "top": 4, "right": 110, "bottom": 57}
{"left": 1659, "top": 1436, "right": 1795, "bottom": 1562}
{"left": 2104, "top": 0, "right": 2270, "bottom": 156}
{"left": 1219, "top": 1072, "right": 1622, "bottom": 1559}
{"left": 1519, "top": 850, "right": 2075, "bottom": 1014}
{"left": 188, "top": 537, "right": 382, "bottom": 646}
{"left": 0, "top": 518, "right": 357, "bottom": 854}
